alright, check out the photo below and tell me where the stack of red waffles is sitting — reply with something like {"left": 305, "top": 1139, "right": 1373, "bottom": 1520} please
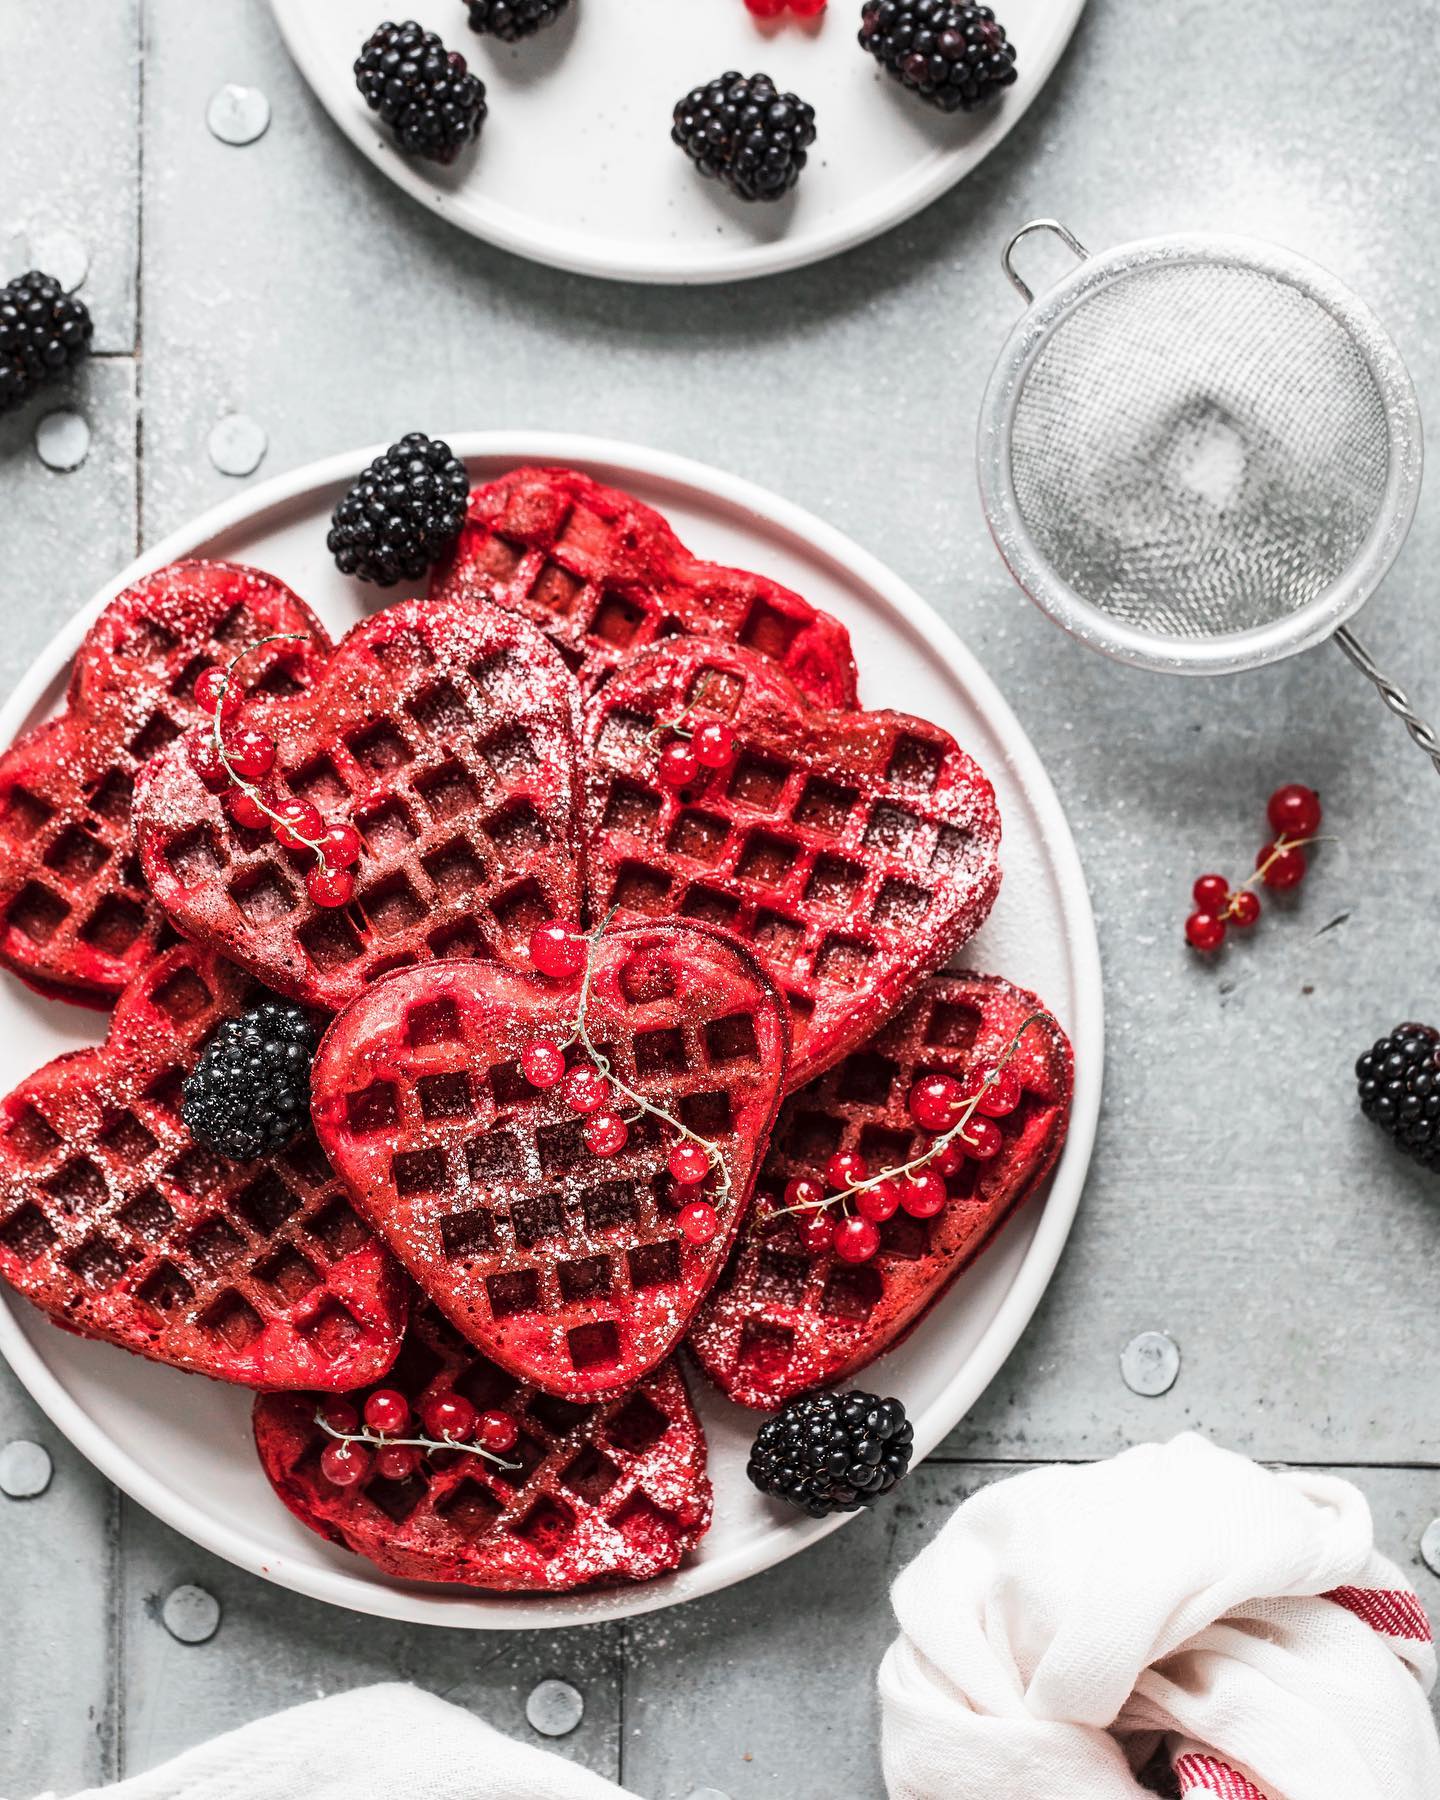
{"left": 0, "top": 467, "right": 1073, "bottom": 1596}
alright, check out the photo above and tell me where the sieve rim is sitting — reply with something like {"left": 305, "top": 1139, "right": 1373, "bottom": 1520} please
{"left": 976, "top": 231, "right": 1424, "bottom": 676}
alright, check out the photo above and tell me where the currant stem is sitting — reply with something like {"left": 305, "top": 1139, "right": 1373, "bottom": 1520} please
{"left": 1235, "top": 831, "right": 1334, "bottom": 903}
{"left": 313, "top": 1410, "right": 521, "bottom": 1472}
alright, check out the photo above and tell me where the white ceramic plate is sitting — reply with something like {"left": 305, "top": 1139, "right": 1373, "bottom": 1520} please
{"left": 270, "top": 0, "right": 1085, "bottom": 284}
{"left": 0, "top": 433, "right": 1100, "bottom": 1628}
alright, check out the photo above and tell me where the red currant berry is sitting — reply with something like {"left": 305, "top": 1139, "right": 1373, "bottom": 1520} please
{"left": 563, "top": 1064, "right": 608, "bottom": 1114}
{"left": 908, "top": 1073, "right": 964, "bottom": 1133}
{"left": 975, "top": 1066, "right": 1021, "bottom": 1118}
{"left": 194, "top": 666, "right": 241, "bottom": 721}
{"left": 658, "top": 739, "right": 700, "bottom": 788}
{"left": 679, "top": 1200, "right": 720, "bottom": 1244}
{"left": 791, "top": 0, "right": 827, "bottom": 13}
{"left": 668, "top": 1141, "right": 711, "bottom": 1185}
{"left": 855, "top": 1180, "right": 899, "bottom": 1224}
{"left": 420, "top": 1392, "right": 477, "bottom": 1443}
{"left": 224, "top": 727, "right": 275, "bottom": 781}
{"left": 226, "top": 786, "right": 272, "bottom": 830}
{"left": 826, "top": 1150, "right": 869, "bottom": 1191}
{"left": 374, "top": 1444, "right": 420, "bottom": 1482}
{"left": 745, "top": 0, "right": 786, "bottom": 15}
{"left": 307, "top": 864, "right": 355, "bottom": 909}
{"left": 363, "top": 1388, "right": 410, "bottom": 1435}
{"left": 933, "top": 1142, "right": 966, "bottom": 1177}
{"left": 271, "top": 797, "right": 323, "bottom": 850}
{"left": 317, "top": 822, "right": 362, "bottom": 868}
{"left": 899, "top": 1171, "right": 947, "bottom": 1217}
{"left": 521, "top": 1041, "right": 566, "bottom": 1089}
{"left": 667, "top": 1177, "right": 705, "bottom": 1208}
{"left": 1185, "top": 910, "right": 1227, "bottom": 952}
{"left": 784, "top": 1176, "right": 825, "bottom": 1212}
{"left": 963, "top": 1116, "right": 1002, "bottom": 1160}
{"left": 479, "top": 1410, "right": 519, "bottom": 1454}
{"left": 1258, "top": 842, "right": 1306, "bottom": 890}
{"left": 1228, "top": 889, "right": 1261, "bottom": 927}
{"left": 692, "top": 721, "right": 736, "bottom": 769}
{"left": 834, "top": 1216, "right": 881, "bottom": 1264}
{"left": 1267, "top": 783, "right": 1321, "bottom": 839}
{"left": 584, "top": 1110, "right": 629, "bottom": 1157}
{"left": 319, "top": 1439, "right": 371, "bottom": 1487}
{"left": 188, "top": 730, "right": 230, "bottom": 792}
{"left": 529, "top": 921, "right": 586, "bottom": 980}
{"left": 317, "top": 1399, "right": 359, "bottom": 1434}
{"left": 799, "top": 1210, "right": 835, "bottom": 1256}
{"left": 1192, "top": 873, "right": 1230, "bottom": 912}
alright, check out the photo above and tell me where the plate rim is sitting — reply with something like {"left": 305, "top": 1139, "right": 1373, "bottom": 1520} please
{"left": 268, "top": 0, "right": 1088, "bottom": 285}
{"left": 0, "top": 430, "right": 1102, "bottom": 1629}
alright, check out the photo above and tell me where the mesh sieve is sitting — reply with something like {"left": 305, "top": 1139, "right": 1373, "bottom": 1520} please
{"left": 978, "top": 222, "right": 1437, "bottom": 766}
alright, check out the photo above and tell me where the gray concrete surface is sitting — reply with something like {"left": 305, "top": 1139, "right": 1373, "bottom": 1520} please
{"left": 3, "top": 2, "right": 1440, "bottom": 1795}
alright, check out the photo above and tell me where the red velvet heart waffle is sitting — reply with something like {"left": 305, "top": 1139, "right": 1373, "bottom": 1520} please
{"left": 688, "top": 972, "right": 1072, "bottom": 1409}
{"left": 582, "top": 641, "right": 1002, "bottom": 1092}
{"left": 310, "top": 925, "right": 788, "bottom": 1400}
{"left": 0, "top": 942, "right": 407, "bottom": 1388}
{"left": 429, "top": 465, "right": 859, "bottom": 708}
{"left": 0, "top": 561, "right": 330, "bottom": 1006}
{"left": 134, "top": 597, "right": 584, "bottom": 1014}
{"left": 254, "top": 1304, "right": 712, "bottom": 1592}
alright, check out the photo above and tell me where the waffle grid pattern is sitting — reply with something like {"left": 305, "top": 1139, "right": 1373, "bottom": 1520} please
{"left": 136, "top": 599, "right": 583, "bottom": 1013}
{"left": 583, "top": 641, "right": 1002, "bottom": 1090}
{"left": 254, "top": 1305, "right": 712, "bottom": 1591}
{"left": 688, "top": 972, "right": 1073, "bottom": 1408}
{"left": 430, "top": 466, "right": 860, "bottom": 707}
{"left": 0, "top": 943, "right": 405, "bottom": 1389}
{"left": 0, "top": 562, "right": 329, "bottom": 1003}
{"left": 312, "top": 934, "right": 787, "bottom": 1400}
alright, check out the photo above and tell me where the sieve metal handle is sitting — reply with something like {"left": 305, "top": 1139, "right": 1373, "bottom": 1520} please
{"left": 1001, "top": 219, "right": 1090, "bottom": 304}
{"left": 1335, "top": 628, "right": 1440, "bottom": 775}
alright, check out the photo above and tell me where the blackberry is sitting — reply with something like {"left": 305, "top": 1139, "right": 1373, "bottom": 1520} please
{"left": 672, "top": 72, "right": 817, "bottom": 203}
{"left": 748, "top": 1390, "right": 913, "bottom": 1516}
{"left": 465, "top": 0, "right": 571, "bottom": 40}
{"left": 1356, "top": 1023, "right": 1440, "bottom": 1171}
{"left": 327, "top": 431, "right": 470, "bottom": 586}
{"left": 0, "top": 271, "right": 94, "bottom": 417}
{"left": 181, "top": 1002, "right": 319, "bottom": 1162}
{"left": 859, "top": 2, "right": 1019, "bottom": 113}
{"left": 354, "top": 20, "right": 486, "bottom": 164}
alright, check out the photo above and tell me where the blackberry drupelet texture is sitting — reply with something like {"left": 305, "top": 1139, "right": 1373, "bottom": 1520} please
{"left": 465, "top": 0, "right": 572, "bottom": 39}
{"left": 748, "top": 1390, "right": 914, "bottom": 1515}
{"left": 181, "top": 1001, "right": 319, "bottom": 1162}
{"left": 0, "top": 272, "right": 94, "bottom": 416}
{"left": 672, "top": 72, "right": 817, "bottom": 203}
{"left": 858, "top": 1, "right": 1018, "bottom": 113}
{"left": 354, "top": 20, "right": 486, "bottom": 164}
{"left": 1356, "top": 1023, "right": 1440, "bottom": 1172}
{"left": 327, "top": 431, "right": 471, "bottom": 586}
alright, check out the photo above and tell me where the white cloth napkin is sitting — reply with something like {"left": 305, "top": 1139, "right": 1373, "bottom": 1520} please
{"left": 878, "top": 1433, "right": 1440, "bottom": 1800}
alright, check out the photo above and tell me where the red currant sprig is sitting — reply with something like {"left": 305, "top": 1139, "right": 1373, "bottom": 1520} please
{"left": 771, "top": 1014, "right": 1049, "bottom": 1265}
{"left": 314, "top": 1387, "right": 521, "bottom": 1488}
{"left": 652, "top": 703, "right": 739, "bottom": 792}
{"left": 190, "top": 636, "right": 363, "bottom": 910}
{"left": 1185, "top": 784, "right": 1327, "bottom": 954}
{"left": 745, "top": 0, "right": 826, "bottom": 15}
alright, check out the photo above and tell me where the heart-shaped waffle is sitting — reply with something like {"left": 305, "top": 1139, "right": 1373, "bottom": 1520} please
{"left": 582, "top": 641, "right": 1002, "bottom": 1092}
{"left": 0, "top": 942, "right": 407, "bottom": 1388}
{"left": 310, "top": 925, "right": 788, "bottom": 1400}
{"left": 0, "top": 561, "right": 330, "bottom": 1006}
{"left": 688, "top": 972, "right": 1071, "bottom": 1408}
{"left": 134, "top": 597, "right": 584, "bottom": 1014}
{"left": 254, "top": 1304, "right": 712, "bottom": 1592}
{"left": 429, "top": 465, "right": 859, "bottom": 708}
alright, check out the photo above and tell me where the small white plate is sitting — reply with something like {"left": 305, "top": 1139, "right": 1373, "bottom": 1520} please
{"left": 270, "top": 0, "right": 1085, "bottom": 284}
{"left": 0, "top": 433, "right": 1101, "bottom": 1628}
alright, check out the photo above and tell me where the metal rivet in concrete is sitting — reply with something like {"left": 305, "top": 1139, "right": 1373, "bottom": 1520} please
{"left": 1420, "top": 1518, "right": 1440, "bottom": 1579}
{"left": 207, "top": 413, "right": 267, "bottom": 477}
{"left": 207, "top": 84, "right": 271, "bottom": 147}
{"left": 161, "top": 1584, "right": 221, "bottom": 1645}
{"left": 0, "top": 1439, "right": 53, "bottom": 1499}
{"left": 525, "top": 1678, "right": 584, "bottom": 1737}
{"left": 35, "top": 411, "right": 92, "bottom": 473}
{"left": 1120, "top": 1331, "right": 1180, "bottom": 1397}
{"left": 27, "top": 227, "right": 89, "bottom": 293}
